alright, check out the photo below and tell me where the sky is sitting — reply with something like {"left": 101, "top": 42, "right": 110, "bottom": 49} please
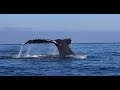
{"left": 0, "top": 14, "right": 120, "bottom": 44}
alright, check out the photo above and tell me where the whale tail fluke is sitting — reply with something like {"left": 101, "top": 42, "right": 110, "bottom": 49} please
{"left": 23, "top": 38, "right": 75, "bottom": 57}
{"left": 23, "top": 39, "right": 54, "bottom": 45}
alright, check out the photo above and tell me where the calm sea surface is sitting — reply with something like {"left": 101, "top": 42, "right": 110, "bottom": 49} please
{"left": 0, "top": 43, "right": 120, "bottom": 76}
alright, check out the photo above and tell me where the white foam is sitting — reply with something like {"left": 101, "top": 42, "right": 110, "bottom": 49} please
{"left": 24, "top": 55, "right": 31, "bottom": 57}
{"left": 67, "top": 54, "right": 87, "bottom": 59}
{"left": 75, "top": 55, "right": 87, "bottom": 59}
{"left": 30, "top": 55, "right": 46, "bottom": 58}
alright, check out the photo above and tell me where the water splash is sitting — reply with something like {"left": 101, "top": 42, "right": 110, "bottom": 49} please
{"left": 74, "top": 54, "right": 87, "bottom": 59}
{"left": 24, "top": 44, "right": 33, "bottom": 57}
{"left": 29, "top": 55, "right": 47, "bottom": 58}
{"left": 48, "top": 44, "right": 58, "bottom": 55}
{"left": 16, "top": 45, "right": 24, "bottom": 58}
{"left": 66, "top": 54, "right": 88, "bottom": 59}
{"left": 16, "top": 44, "right": 87, "bottom": 59}
{"left": 16, "top": 43, "right": 59, "bottom": 58}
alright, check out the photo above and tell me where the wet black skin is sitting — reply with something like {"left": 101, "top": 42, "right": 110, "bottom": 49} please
{"left": 54, "top": 39, "right": 75, "bottom": 57}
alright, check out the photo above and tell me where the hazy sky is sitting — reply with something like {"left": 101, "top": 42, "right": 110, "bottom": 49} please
{"left": 0, "top": 14, "right": 120, "bottom": 31}
{"left": 0, "top": 14, "right": 120, "bottom": 44}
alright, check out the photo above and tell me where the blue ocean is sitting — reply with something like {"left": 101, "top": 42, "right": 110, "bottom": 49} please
{"left": 0, "top": 43, "right": 120, "bottom": 76}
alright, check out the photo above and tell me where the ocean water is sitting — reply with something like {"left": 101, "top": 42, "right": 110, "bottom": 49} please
{"left": 0, "top": 43, "right": 120, "bottom": 76}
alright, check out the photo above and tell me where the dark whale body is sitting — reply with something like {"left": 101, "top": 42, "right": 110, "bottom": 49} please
{"left": 23, "top": 38, "right": 75, "bottom": 57}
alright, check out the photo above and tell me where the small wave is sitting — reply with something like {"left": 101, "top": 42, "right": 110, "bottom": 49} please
{"left": 0, "top": 55, "right": 13, "bottom": 59}
{"left": 15, "top": 54, "right": 60, "bottom": 59}
{"left": 0, "top": 54, "right": 89, "bottom": 60}
{"left": 24, "top": 55, "right": 47, "bottom": 58}
{"left": 66, "top": 54, "right": 88, "bottom": 59}
{"left": 15, "top": 54, "right": 88, "bottom": 59}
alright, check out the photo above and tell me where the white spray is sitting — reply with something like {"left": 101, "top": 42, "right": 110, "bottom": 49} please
{"left": 16, "top": 45, "right": 24, "bottom": 58}
{"left": 24, "top": 45, "right": 32, "bottom": 57}
{"left": 16, "top": 43, "right": 59, "bottom": 58}
{"left": 48, "top": 44, "right": 58, "bottom": 55}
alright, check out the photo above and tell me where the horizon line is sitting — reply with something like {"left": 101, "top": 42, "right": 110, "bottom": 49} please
{"left": 0, "top": 42, "right": 120, "bottom": 45}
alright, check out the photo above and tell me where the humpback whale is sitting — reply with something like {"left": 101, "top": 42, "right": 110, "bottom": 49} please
{"left": 23, "top": 38, "right": 75, "bottom": 57}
